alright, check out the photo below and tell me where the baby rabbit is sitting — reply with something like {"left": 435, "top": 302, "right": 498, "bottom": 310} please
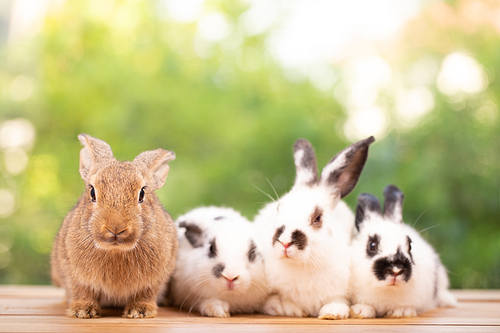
{"left": 170, "top": 206, "right": 269, "bottom": 318}
{"left": 51, "top": 134, "right": 178, "bottom": 319}
{"left": 349, "top": 185, "right": 457, "bottom": 318}
{"left": 254, "top": 137, "right": 375, "bottom": 319}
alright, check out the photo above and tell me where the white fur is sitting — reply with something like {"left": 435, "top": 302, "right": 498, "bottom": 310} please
{"left": 254, "top": 186, "right": 354, "bottom": 318}
{"left": 349, "top": 213, "right": 457, "bottom": 318}
{"left": 170, "top": 207, "right": 269, "bottom": 317}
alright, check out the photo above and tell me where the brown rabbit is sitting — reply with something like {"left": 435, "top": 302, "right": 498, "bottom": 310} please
{"left": 51, "top": 134, "right": 178, "bottom": 319}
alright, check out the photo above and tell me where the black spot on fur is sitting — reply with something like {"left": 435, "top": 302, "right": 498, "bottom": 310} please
{"left": 372, "top": 248, "right": 412, "bottom": 282}
{"left": 293, "top": 139, "right": 318, "bottom": 186}
{"left": 208, "top": 238, "right": 217, "bottom": 258}
{"left": 248, "top": 240, "right": 257, "bottom": 262}
{"left": 212, "top": 263, "right": 225, "bottom": 278}
{"left": 290, "top": 229, "right": 308, "bottom": 250}
{"left": 179, "top": 221, "right": 204, "bottom": 248}
{"left": 214, "top": 216, "right": 225, "bottom": 220}
{"left": 366, "top": 234, "right": 380, "bottom": 258}
{"left": 355, "top": 193, "right": 382, "bottom": 231}
{"left": 310, "top": 206, "right": 323, "bottom": 229}
{"left": 273, "top": 225, "right": 285, "bottom": 246}
{"left": 323, "top": 136, "right": 375, "bottom": 198}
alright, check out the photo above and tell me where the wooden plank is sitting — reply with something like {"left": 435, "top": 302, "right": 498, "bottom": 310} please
{"left": 0, "top": 286, "right": 498, "bottom": 333}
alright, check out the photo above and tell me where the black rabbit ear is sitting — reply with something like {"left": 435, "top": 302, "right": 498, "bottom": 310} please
{"left": 293, "top": 139, "right": 318, "bottom": 187}
{"left": 178, "top": 221, "right": 205, "bottom": 248}
{"left": 383, "top": 184, "right": 405, "bottom": 223}
{"left": 319, "top": 136, "right": 375, "bottom": 199}
{"left": 355, "top": 193, "right": 382, "bottom": 231}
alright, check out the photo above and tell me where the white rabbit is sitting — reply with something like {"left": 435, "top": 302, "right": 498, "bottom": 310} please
{"left": 349, "top": 185, "right": 457, "bottom": 318}
{"left": 254, "top": 137, "right": 375, "bottom": 319}
{"left": 169, "top": 206, "right": 269, "bottom": 317}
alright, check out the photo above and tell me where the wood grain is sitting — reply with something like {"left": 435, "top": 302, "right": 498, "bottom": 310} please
{"left": 0, "top": 286, "right": 498, "bottom": 332}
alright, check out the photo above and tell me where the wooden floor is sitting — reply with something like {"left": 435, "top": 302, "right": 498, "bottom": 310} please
{"left": 0, "top": 286, "right": 499, "bottom": 332}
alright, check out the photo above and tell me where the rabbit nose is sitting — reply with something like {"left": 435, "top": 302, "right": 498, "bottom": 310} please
{"left": 105, "top": 227, "right": 128, "bottom": 241}
{"left": 281, "top": 242, "right": 290, "bottom": 249}
{"left": 222, "top": 274, "right": 239, "bottom": 282}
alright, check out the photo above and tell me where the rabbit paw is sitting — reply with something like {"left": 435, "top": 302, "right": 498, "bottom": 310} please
{"left": 199, "top": 298, "right": 230, "bottom": 318}
{"left": 318, "top": 302, "right": 349, "bottom": 320}
{"left": 263, "top": 295, "right": 284, "bottom": 316}
{"left": 68, "top": 301, "right": 101, "bottom": 319}
{"left": 385, "top": 307, "right": 416, "bottom": 318}
{"left": 349, "top": 304, "right": 376, "bottom": 319}
{"left": 123, "top": 302, "right": 157, "bottom": 318}
{"left": 282, "top": 301, "right": 307, "bottom": 317}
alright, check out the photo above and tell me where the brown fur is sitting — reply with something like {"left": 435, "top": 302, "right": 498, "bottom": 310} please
{"left": 51, "top": 134, "right": 178, "bottom": 319}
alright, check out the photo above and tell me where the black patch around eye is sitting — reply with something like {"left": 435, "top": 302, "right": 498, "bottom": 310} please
{"left": 290, "top": 229, "right": 308, "bottom": 250}
{"left": 248, "top": 240, "right": 257, "bottom": 262}
{"left": 212, "top": 263, "right": 225, "bottom": 278}
{"left": 310, "top": 206, "right": 323, "bottom": 229}
{"left": 366, "top": 234, "right": 380, "bottom": 258}
{"left": 272, "top": 225, "right": 285, "bottom": 246}
{"left": 208, "top": 238, "right": 217, "bottom": 258}
{"left": 407, "top": 236, "right": 414, "bottom": 263}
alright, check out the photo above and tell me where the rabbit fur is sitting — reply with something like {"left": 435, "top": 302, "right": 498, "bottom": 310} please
{"left": 349, "top": 185, "right": 457, "bottom": 318}
{"left": 51, "top": 134, "right": 178, "bottom": 319}
{"left": 170, "top": 206, "right": 269, "bottom": 317}
{"left": 254, "top": 137, "right": 375, "bottom": 319}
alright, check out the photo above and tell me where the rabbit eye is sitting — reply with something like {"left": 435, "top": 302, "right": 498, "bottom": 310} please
{"left": 138, "top": 187, "right": 146, "bottom": 203}
{"left": 407, "top": 236, "right": 412, "bottom": 253}
{"left": 89, "top": 186, "right": 96, "bottom": 202}
{"left": 310, "top": 206, "right": 323, "bottom": 229}
{"left": 366, "top": 234, "right": 380, "bottom": 257}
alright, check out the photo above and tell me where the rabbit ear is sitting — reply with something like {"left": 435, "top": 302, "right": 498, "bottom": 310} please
{"left": 78, "top": 134, "right": 115, "bottom": 182}
{"left": 383, "top": 184, "right": 405, "bottom": 223}
{"left": 319, "top": 136, "right": 375, "bottom": 198}
{"left": 355, "top": 193, "right": 382, "bottom": 231}
{"left": 293, "top": 139, "right": 318, "bottom": 187}
{"left": 134, "top": 149, "right": 176, "bottom": 190}
{"left": 178, "top": 221, "right": 205, "bottom": 248}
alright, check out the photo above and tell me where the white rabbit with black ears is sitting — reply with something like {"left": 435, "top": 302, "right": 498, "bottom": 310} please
{"left": 349, "top": 185, "right": 457, "bottom": 318}
{"left": 254, "top": 137, "right": 375, "bottom": 319}
{"left": 169, "top": 206, "right": 269, "bottom": 317}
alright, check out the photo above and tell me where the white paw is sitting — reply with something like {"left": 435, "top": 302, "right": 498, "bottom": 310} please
{"left": 349, "top": 303, "right": 376, "bottom": 319}
{"left": 263, "top": 295, "right": 284, "bottom": 316}
{"left": 385, "top": 307, "right": 416, "bottom": 318}
{"left": 199, "top": 298, "right": 230, "bottom": 318}
{"left": 318, "top": 302, "right": 349, "bottom": 320}
{"left": 282, "top": 301, "right": 306, "bottom": 317}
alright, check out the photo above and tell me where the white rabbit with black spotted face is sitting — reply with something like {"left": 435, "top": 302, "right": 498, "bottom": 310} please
{"left": 349, "top": 185, "right": 457, "bottom": 318}
{"left": 170, "top": 207, "right": 269, "bottom": 318}
{"left": 254, "top": 137, "right": 375, "bottom": 319}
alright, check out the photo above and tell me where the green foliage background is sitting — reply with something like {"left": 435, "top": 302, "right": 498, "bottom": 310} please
{"left": 0, "top": 0, "right": 499, "bottom": 288}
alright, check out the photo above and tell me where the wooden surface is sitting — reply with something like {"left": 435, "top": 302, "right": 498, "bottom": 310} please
{"left": 0, "top": 286, "right": 499, "bottom": 332}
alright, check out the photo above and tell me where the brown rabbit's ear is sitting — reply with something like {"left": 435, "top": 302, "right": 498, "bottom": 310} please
{"left": 78, "top": 134, "right": 115, "bottom": 182}
{"left": 133, "top": 149, "right": 176, "bottom": 190}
